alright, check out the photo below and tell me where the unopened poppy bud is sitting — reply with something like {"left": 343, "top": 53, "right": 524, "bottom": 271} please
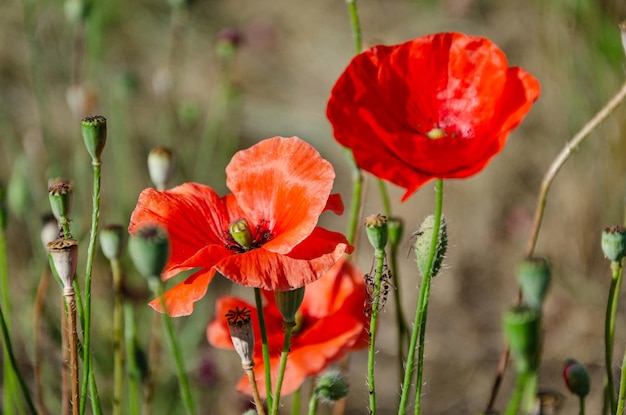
{"left": 414, "top": 215, "right": 448, "bottom": 278}
{"left": 48, "top": 238, "right": 79, "bottom": 289}
{"left": 365, "top": 214, "right": 388, "bottom": 251}
{"left": 129, "top": 225, "right": 169, "bottom": 285}
{"left": 274, "top": 287, "right": 305, "bottom": 324}
{"left": 0, "top": 182, "right": 6, "bottom": 231}
{"left": 563, "top": 358, "right": 590, "bottom": 398}
{"left": 81, "top": 115, "right": 107, "bottom": 163}
{"left": 518, "top": 257, "right": 551, "bottom": 309}
{"left": 387, "top": 217, "right": 403, "bottom": 248}
{"left": 601, "top": 225, "right": 626, "bottom": 263}
{"left": 100, "top": 224, "right": 126, "bottom": 262}
{"left": 229, "top": 218, "right": 253, "bottom": 250}
{"left": 314, "top": 369, "right": 349, "bottom": 403}
{"left": 48, "top": 180, "right": 73, "bottom": 223}
{"left": 41, "top": 214, "right": 59, "bottom": 247}
{"left": 225, "top": 306, "right": 255, "bottom": 369}
{"left": 503, "top": 306, "right": 541, "bottom": 374}
{"left": 148, "top": 146, "right": 175, "bottom": 191}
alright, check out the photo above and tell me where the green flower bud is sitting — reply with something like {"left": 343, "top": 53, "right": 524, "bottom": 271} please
{"left": 518, "top": 257, "right": 551, "bottom": 309}
{"left": 274, "top": 287, "right": 305, "bottom": 324}
{"left": 414, "top": 215, "right": 448, "bottom": 278}
{"left": 100, "top": 224, "right": 126, "bottom": 262}
{"left": 563, "top": 358, "right": 590, "bottom": 398}
{"left": 47, "top": 238, "right": 79, "bottom": 289}
{"left": 48, "top": 179, "right": 73, "bottom": 223}
{"left": 225, "top": 306, "right": 255, "bottom": 370}
{"left": 314, "top": 369, "right": 349, "bottom": 403}
{"left": 601, "top": 225, "right": 626, "bottom": 263}
{"left": 81, "top": 115, "right": 107, "bottom": 163}
{"left": 365, "top": 214, "right": 388, "bottom": 251}
{"left": 0, "top": 182, "right": 6, "bottom": 231}
{"left": 129, "top": 225, "right": 169, "bottom": 284}
{"left": 229, "top": 218, "right": 253, "bottom": 250}
{"left": 387, "top": 217, "right": 404, "bottom": 248}
{"left": 148, "top": 146, "right": 175, "bottom": 191}
{"left": 503, "top": 306, "right": 541, "bottom": 374}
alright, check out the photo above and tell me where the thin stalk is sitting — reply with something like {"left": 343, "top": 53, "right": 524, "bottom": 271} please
{"left": 345, "top": 0, "right": 362, "bottom": 54}
{"left": 33, "top": 267, "right": 51, "bottom": 415}
{"left": 0, "top": 225, "right": 17, "bottom": 415}
{"left": 291, "top": 386, "right": 301, "bottom": 415}
{"left": 254, "top": 287, "right": 274, "bottom": 409}
{"left": 111, "top": 259, "right": 124, "bottom": 415}
{"left": 62, "top": 299, "right": 70, "bottom": 415}
{"left": 398, "top": 179, "right": 444, "bottom": 415}
{"left": 245, "top": 368, "right": 266, "bottom": 415}
{"left": 503, "top": 371, "right": 530, "bottom": 415}
{"left": 580, "top": 396, "right": 586, "bottom": 415}
{"left": 142, "top": 312, "right": 161, "bottom": 415}
{"left": 64, "top": 288, "right": 80, "bottom": 415}
{"left": 88, "top": 362, "right": 102, "bottom": 415}
{"left": 156, "top": 282, "right": 197, "bottom": 415}
{"left": 604, "top": 261, "right": 623, "bottom": 414}
{"left": 80, "top": 161, "right": 102, "bottom": 414}
{"left": 308, "top": 393, "right": 319, "bottom": 415}
{"left": 270, "top": 321, "right": 296, "bottom": 415}
{"left": 616, "top": 346, "right": 626, "bottom": 415}
{"left": 486, "top": 78, "right": 626, "bottom": 414}
{"left": 124, "top": 304, "right": 141, "bottom": 415}
{"left": 0, "top": 300, "right": 38, "bottom": 414}
{"left": 389, "top": 226, "right": 409, "bottom": 386}
{"left": 367, "top": 247, "right": 386, "bottom": 415}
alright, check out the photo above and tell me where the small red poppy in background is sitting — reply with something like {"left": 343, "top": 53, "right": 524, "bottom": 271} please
{"left": 327, "top": 32, "right": 541, "bottom": 201}
{"left": 129, "top": 136, "right": 352, "bottom": 316}
{"left": 208, "top": 258, "right": 369, "bottom": 397}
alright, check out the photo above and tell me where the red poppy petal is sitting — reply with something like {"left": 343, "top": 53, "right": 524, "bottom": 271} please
{"left": 226, "top": 137, "right": 335, "bottom": 254}
{"left": 323, "top": 193, "right": 344, "bottom": 215}
{"left": 129, "top": 183, "right": 232, "bottom": 278}
{"left": 148, "top": 268, "right": 215, "bottom": 317}
{"left": 216, "top": 228, "right": 349, "bottom": 290}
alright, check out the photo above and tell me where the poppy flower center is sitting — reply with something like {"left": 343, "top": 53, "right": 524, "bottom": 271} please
{"left": 225, "top": 218, "right": 273, "bottom": 253}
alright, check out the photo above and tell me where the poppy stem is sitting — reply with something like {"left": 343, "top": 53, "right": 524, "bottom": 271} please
{"left": 366, "top": 245, "right": 386, "bottom": 415}
{"left": 63, "top": 287, "right": 80, "bottom": 415}
{"left": 270, "top": 321, "right": 296, "bottom": 415}
{"left": 245, "top": 368, "right": 267, "bottom": 415}
{"left": 33, "top": 267, "right": 51, "bottom": 415}
{"left": 124, "top": 304, "right": 141, "bottom": 415}
{"left": 615, "top": 347, "right": 626, "bottom": 415}
{"left": 344, "top": 0, "right": 363, "bottom": 54}
{"left": 111, "top": 259, "right": 124, "bottom": 415}
{"left": 398, "top": 179, "right": 444, "bottom": 415}
{"left": 254, "top": 288, "right": 274, "bottom": 409}
{"left": 604, "top": 261, "right": 623, "bottom": 414}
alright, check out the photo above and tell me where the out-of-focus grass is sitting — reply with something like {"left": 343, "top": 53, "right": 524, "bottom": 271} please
{"left": 1, "top": 0, "right": 626, "bottom": 414}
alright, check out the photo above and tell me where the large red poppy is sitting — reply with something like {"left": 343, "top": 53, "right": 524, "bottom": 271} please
{"left": 327, "top": 32, "right": 541, "bottom": 201}
{"left": 129, "top": 137, "right": 352, "bottom": 316}
{"left": 207, "top": 258, "right": 369, "bottom": 397}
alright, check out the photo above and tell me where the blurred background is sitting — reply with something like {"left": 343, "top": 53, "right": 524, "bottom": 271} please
{"left": 2, "top": 0, "right": 626, "bottom": 413}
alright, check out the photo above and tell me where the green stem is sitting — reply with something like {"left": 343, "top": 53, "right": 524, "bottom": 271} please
{"left": 615, "top": 348, "right": 626, "bottom": 415}
{"left": 254, "top": 287, "right": 274, "bottom": 409}
{"left": 503, "top": 371, "right": 530, "bottom": 415}
{"left": 156, "top": 282, "right": 197, "bottom": 415}
{"left": 291, "top": 386, "right": 301, "bottom": 415}
{"left": 0, "top": 300, "right": 38, "bottom": 414}
{"left": 580, "top": 395, "right": 586, "bottom": 415}
{"left": 0, "top": 226, "right": 16, "bottom": 415}
{"left": 80, "top": 161, "right": 102, "bottom": 414}
{"left": 398, "top": 179, "right": 444, "bottom": 415}
{"left": 367, "top": 247, "right": 386, "bottom": 415}
{"left": 389, "top": 226, "right": 409, "bottom": 387}
{"left": 124, "top": 304, "right": 141, "bottom": 415}
{"left": 64, "top": 289, "right": 80, "bottom": 415}
{"left": 142, "top": 311, "right": 161, "bottom": 415}
{"left": 377, "top": 179, "right": 392, "bottom": 219}
{"left": 604, "top": 261, "right": 623, "bottom": 414}
{"left": 270, "top": 321, "right": 296, "bottom": 415}
{"left": 308, "top": 393, "right": 318, "bottom": 415}
{"left": 112, "top": 259, "right": 124, "bottom": 415}
{"left": 345, "top": 0, "right": 362, "bottom": 54}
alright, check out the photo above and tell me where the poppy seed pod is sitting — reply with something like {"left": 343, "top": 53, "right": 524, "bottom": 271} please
{"left": 47, "top": 238, "right": 79, "bottom": 289}
{"left": 503, "top": 306, "right": 542, "bottom": 374}
{"left": 100, "top": 224, "right": 126, "bottom": 262}
{"left": 518, "top": 257, "right": 551, "bottom": 310}
{"left": 81, "top": 115, "right": 107, "bottom": 163}
{"left": 365, "top": 214, "right": 388, "bottom": 251}
{"left": 225, "top": 306, "right": 255, "bottom": 370}
{"left": 314, "top": 369, "right": 349, "bottom": 403}
{"left": 414, "top": 215, "right": 448, "bottom": 279}
{"left": 129, "top": 225, "right": 169, "bottom": 284}
{"left": 274, "top": 287, "right": 305, "bottom": 324}
{"left": 48, "top": 180, "right": 73, "bottom": 223}
{"left": 563, "top": 358, "right": 590, "bottom": 398}
{"left": 147, "top": 146, "right": 175, "bottom": 191}
{"left": 601, "top": 225, "right": 626, "bottom": 263}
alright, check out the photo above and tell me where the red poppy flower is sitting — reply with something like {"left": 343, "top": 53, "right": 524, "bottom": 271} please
{"left": 207, "top": 258, "right": 369, "bottom": 397}
{"left": 129, "top": 136, "right": 353, "bottom": 316}
{"left": 327, "top": 32, "right": 541, "bottom": 201}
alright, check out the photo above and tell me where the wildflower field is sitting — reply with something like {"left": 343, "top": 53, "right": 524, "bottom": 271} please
{"left": 2, "top": 0, "right": 626, "bottom": 414}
